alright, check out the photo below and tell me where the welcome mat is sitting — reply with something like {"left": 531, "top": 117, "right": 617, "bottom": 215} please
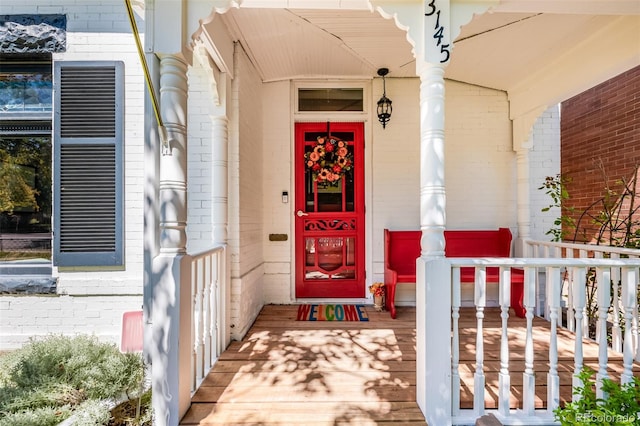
{"left": 296, "top": 304, "right": 369, "bottom": 321}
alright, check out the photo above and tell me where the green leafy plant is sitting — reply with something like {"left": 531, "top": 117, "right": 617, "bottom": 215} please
{"left": 0, "top": 335, "right": 150, "bottom": 426}
{"left": 539, "top": 174, "right": 576, "bottom": 242}
{"left": 540, "top": 167, "right": 640, "bottom": 339}
{"left": 582, "top": 162, "right": 640, "bottom": 249}
{"left": 554, "top": 367, "right": 640, "bottom": 426}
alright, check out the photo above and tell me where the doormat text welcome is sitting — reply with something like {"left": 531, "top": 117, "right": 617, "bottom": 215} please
{"left": 296, "top": 304, "right": 369, "bottom": 321}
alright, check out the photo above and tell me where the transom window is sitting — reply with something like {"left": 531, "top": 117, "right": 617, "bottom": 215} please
{"left": 298, "top": 88, "right": 364, "bottom": 112}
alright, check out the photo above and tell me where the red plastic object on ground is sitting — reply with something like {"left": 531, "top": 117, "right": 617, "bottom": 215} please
{"left": 120, "top": 310, "right": 143, "bottom": 353}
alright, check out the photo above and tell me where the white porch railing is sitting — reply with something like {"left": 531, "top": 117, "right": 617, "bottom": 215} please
{"left": 449, "top": 253, "right": 640, "bottom": 425}
{"left": 527, "top": 240, "right": 640, "bottom": 352}
{"left": 189, "top": 245, "right": 226, "bottom": 394}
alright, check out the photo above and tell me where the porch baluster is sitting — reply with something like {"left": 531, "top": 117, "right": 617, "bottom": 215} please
{"left": 522, "top": 267, "right": 536, "bottom": 416}
{"left": 540, "top": 245, "right": 551, "bottom": 317}
{"left": 621, "top": 266, "right": 637, "bottom": 384}
{"left": 546, "top": 247, "right": 561, "bottom": 319}
{"left": 498, "top": 267, "right": 511, "bottom": 417}
{"left": 610, "top": 253, "right": 622, "bottom": 352}
{"left": 632, "top": 257, "right": 640, "bottom": 363}
{"left": 197, "top": 259, "right": 206, "bottom": 388}
{"left": 202, "top": 255, "right": 212, "bottom": 374}
{"left": 474, "top": 267, "right": 486, "bottom": 416}
{"left": 451, "top": 267, "right": 461, "bottom": 416}
{"left": 565, "top": 249, "right": 575, "bottom": 331}
{"left": 580, "top": 250, "right": 590, "bottom": 337}
{"left": 547, "top": 267, "right": 561, "bottom": 412}
{"left": 190, "top": 261, "right": 197, "bottom": 391}
{"left": 594, "top": 253, "right": 603, "bottom": 340}
{"left": 532, "top": 243, "right": 543, "bottom": 316}
{"left": 210, "top": 255, "right": 220, "bottom": 367}
{"left": 572, "top": 267, "right": 587, "bottom": 399}
{"left": 596, "top": 267, "right": 611, "bottom": 398}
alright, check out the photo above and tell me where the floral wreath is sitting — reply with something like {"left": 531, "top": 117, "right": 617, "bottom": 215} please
{"left": 304, "top": 136, "right": 353, "bottom": 182}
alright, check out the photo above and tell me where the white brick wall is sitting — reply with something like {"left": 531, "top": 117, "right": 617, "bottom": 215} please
{"left": 445, "top": 81, "right": 517, "bottom": 229}
{"left": 187, "top": 58, "right": 215, "bottom": 252}
{"left": 0, "top": 295, "right": 142, "bottom": 350}
{"left": 529, "top": 105, "right": 561, "bottom": 242}
{"left": 48, "top": 0, "right": 146, "bottom": 295}
{"left": 228, "top": 46, "right": 265, "bottom": 340}
{"left": 1, "top": 0, "right": 145, "bottom": 349}
{"left": 261, "top": 81, "right": 293, "bottom": 304}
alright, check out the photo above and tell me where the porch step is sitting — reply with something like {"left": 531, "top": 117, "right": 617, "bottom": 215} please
{"left": 475, "top": 414, "right": 503, "bottom": 426}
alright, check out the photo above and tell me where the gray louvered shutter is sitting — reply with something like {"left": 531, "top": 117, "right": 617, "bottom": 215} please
{"left": 53, "top": 62, "right": 124, "bottom": 267}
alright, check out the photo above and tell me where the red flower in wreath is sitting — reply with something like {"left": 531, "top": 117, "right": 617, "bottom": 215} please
{"left": 304, "top": 136, "right": 353, "bottom": 182}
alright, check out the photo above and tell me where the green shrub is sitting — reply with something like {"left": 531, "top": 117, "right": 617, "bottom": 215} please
{"left": 554, "top": 367, "right": 640, "bottom": 426}
{"left": 0, "top": 335, "right": 147, "bottom": 426}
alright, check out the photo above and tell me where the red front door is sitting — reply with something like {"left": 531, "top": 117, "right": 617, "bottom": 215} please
{"left": 295, "top": 122, "right": 365, "bottom": 298}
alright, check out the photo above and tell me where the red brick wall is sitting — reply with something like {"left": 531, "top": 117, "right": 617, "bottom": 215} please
{"left": 560, "top": 65, "right": 640, "bottom": 243}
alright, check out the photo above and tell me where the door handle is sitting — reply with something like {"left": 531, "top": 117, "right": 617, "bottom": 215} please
{"left": 296, "top": 210, "right": 309, "bottom": 217}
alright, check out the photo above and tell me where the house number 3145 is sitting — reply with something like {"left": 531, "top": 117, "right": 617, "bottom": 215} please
{"left": 425, "top": 0, "right": 450, "bottom": 64}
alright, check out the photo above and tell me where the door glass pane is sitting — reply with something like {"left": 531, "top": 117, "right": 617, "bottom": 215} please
{"left": 304, "top": 132, "right": 355, "bottom": 213}
{"left": 304, "top": 236, "right": 355, "bottom": 280}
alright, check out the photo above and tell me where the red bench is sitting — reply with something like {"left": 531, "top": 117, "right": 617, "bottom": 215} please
{"left": 383, "top": 228, "right": 525, "bottom": 319}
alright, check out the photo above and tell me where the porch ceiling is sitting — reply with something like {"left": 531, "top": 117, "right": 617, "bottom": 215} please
{"left": 211, "top": 4, "right": 640, "bottom": 114}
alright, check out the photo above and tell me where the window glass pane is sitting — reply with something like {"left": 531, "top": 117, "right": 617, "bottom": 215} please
{"left": 298, "top": 88, "right": 363, "bottom": 112}
{"left": 0, "top": 136, "right": 52, "bottom": 260}
{"left": 0, "top": 60, "right": 53, "bottom": 113}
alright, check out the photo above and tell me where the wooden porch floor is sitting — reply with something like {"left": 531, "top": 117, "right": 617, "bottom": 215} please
{"left": 180, "top": 305, "right": 637, "bottom": 425}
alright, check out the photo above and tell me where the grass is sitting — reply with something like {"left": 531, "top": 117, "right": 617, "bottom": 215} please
{"left": 0, "top": 335, "right": 151, "bottom": 426}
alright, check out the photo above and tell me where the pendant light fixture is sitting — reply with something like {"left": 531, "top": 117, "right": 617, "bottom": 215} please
{"left": 376, "top": 68, "right": 392, "bottom": 129}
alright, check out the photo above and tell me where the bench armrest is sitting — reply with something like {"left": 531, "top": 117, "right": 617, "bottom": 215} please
{"left": 384, "top": 266, "right": 398, "bottom": 287}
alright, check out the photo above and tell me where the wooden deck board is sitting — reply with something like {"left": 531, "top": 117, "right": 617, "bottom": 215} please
{"left": 180, "top": 305, "right": 639, "bottom": 425}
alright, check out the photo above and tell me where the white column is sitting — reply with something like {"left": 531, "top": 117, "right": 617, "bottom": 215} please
{"left": 515, "top": 146, "right": 532, "bottom": 256}
{"left": 210, "top": 115, "right": 229, "bottom": 355}
{"left": 151, "top": 53, "right": 193, "bottom": 426}
{"left": 211, "top": 115, "right": 228, "bottom": 244}
{"left": 158, "top": 54, "right": 188, "bottom": 252}
{"left": 416, "top": 59, "right": 451, "bottom": 425}
{"left": 418, "top": 60, "right": 447, "bottom": 258}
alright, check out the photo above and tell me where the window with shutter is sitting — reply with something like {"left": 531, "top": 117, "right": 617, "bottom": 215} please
{"left": 53, "top": 61, "right": 124, "bottom": 267}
